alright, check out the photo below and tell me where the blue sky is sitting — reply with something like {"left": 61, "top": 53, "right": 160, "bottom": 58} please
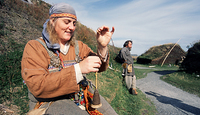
{"left": 43, "top": 0, "right": 200, "bottom": 55}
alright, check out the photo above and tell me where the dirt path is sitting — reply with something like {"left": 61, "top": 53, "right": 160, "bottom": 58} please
{"left": 136, "top": 69, "right": 200, "bottom": 115}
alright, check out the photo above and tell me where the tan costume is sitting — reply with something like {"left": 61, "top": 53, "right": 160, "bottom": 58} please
{"left": 21, "top": 39, "right": 109, "bottom": 99}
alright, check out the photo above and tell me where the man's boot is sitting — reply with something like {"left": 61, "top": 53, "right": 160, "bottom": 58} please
{"left": 132, "top": 88, "right": 138, "bottom": 95}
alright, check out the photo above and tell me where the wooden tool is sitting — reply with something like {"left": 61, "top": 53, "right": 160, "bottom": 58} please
{"left": 91, "top": 72, "right": 102, "bottom": 108}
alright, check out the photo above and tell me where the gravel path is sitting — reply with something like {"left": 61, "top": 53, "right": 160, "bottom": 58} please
{"left": 136, "top": 68, "right": 200, "bottom": 115}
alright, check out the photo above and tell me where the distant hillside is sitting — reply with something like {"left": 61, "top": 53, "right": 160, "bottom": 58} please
{"left": 0, "top": 0, "right": 112, "bottom": 54}
{"left": 137, "top": 43, "right": 186, "bottom": 65}
{"left": 0, "top": 0, "right": 51, "bottom": 54}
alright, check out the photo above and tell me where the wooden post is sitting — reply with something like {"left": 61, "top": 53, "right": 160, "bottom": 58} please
{"left": 161, "top": 38, "right": 182, "bottom": 67}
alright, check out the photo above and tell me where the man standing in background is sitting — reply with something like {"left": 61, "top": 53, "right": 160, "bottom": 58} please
{"left": 121, "top": 40, "right": 138, "bottom": 95}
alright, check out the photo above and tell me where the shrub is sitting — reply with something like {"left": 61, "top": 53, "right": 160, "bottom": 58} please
{"left": 180, "top": 41, "right": 200, "bottom": 74}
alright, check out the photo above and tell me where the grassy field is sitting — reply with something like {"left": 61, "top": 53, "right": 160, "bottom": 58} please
{"left": 161, "top": 71, "right": 200, "bottom": 97}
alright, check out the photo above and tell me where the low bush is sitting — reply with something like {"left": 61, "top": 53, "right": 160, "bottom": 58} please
{"left": 180, "top": 41, "right": 200, "bottom": 74}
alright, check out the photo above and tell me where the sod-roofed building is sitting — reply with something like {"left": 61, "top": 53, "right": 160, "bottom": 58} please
{"left": 137, "top": 43, "right": 186, "bottom": 65}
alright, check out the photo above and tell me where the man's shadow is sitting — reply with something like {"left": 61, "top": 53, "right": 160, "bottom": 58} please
{"left": 145, "top": 91, "right": 200, "bottom": 114}
{"left": 154, "top": 70, "right": 177, "bottom": 75}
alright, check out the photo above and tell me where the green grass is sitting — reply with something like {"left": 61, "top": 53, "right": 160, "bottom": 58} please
{"left": 161, "top": 71, "right": 200, "bottom": 97}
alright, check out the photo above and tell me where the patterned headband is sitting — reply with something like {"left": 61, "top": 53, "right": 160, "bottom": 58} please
{"left": 50, "top": 13, "right": 77, "bottom": 20}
